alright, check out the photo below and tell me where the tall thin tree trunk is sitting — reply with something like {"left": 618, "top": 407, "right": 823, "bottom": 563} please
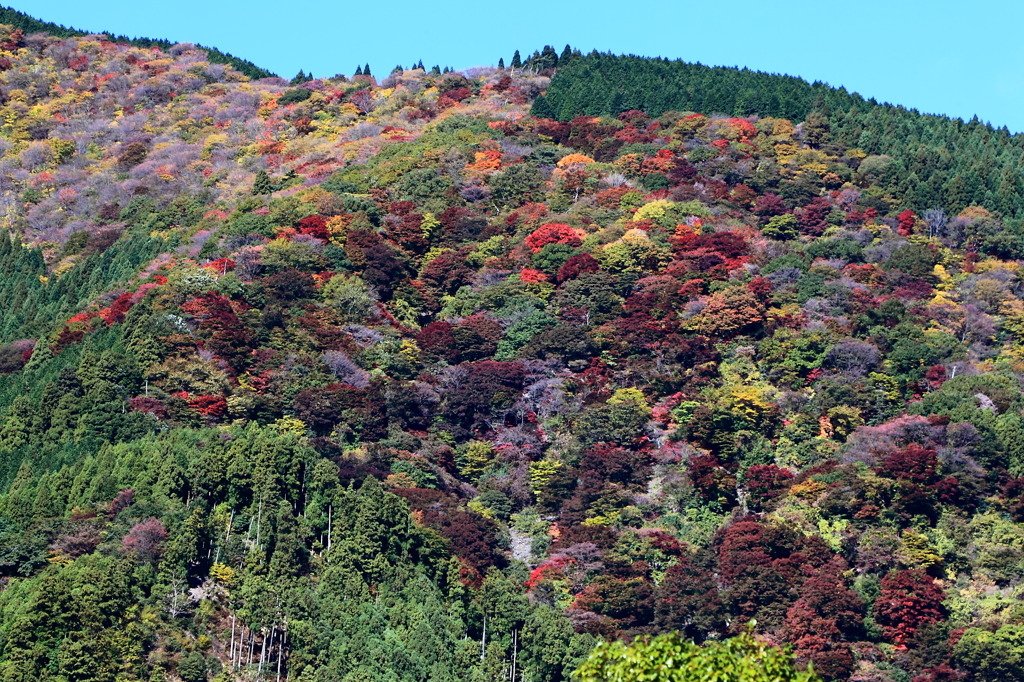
{"left": 255, "top": 494, "right": 263, "bottom": 549}
{"left": 511, "top": 629, "right": 517, "bottom": 681}
{"left": 277, "top": 625, "right": 287, "bottom": 682}
{"left": 239, "top": 625, "right": 247, "bottom": 670}
{"left": 229, "top": 613, "right": 236, "bottom": 662}
{"left": 258, "top": 628, "right": 267, "bottom": 676}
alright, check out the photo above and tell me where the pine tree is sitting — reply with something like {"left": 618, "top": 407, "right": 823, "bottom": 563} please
{"left": 363, "top": 63, "right": 371, "bottom": 76}
{"left": 541, "top": 45, "right": 559, "bottom": 69}
{"left": 497, "top": 57, "right": 504, "bottom": 70}
{"left": 251, "top": 169, "right": 273, "bottom": 196}
{"left": 531, "top": 95, "right": 555, "bottom": 119}
{"left": 511, "top": 50, "right": 522, "bottom": 69}
{"left": 355, "top": 64, "right": 363, "bottom": 76}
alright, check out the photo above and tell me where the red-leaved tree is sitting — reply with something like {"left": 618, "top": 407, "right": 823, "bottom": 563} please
{"left": 525, "top": 223, "right": 582, "bottom": 253}
{"left": 122, "top": 518, "right": 168, "bottom": 561}
{"left": 874, "top": 569, "right": 945, "bottom": 646}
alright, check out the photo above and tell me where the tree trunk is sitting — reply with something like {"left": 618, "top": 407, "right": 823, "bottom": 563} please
{"left": 238, "top": 625, "right": 247, "bottom": 670}
{"left": 229, "top": 613, "right": 236, "bottom": 662}
{"left": 277, "top": 625, "right": 287, "bottom": 682}
{"left": 258, "top": 628, "right": 268, "bottom": 675}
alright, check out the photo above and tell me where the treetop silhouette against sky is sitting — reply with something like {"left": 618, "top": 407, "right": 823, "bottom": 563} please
{"left": 13, "top": 0, "right": 1024, "bottom": 132}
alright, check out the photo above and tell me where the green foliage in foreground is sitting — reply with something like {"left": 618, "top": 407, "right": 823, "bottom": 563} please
{"left": 574, "top": 630, "right": 820, "bottom": 682}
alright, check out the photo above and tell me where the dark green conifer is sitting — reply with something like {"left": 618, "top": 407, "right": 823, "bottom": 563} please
{"left": 531, "top": 94, "right": 555, "bottom": 119}
{"left": 251, "top": 169, "right": 273, "bottom": 196}
{"left": 540, "top": 45, "right": 559, "bottom": 70}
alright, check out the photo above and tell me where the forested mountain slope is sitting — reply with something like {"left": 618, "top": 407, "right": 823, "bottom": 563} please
{"left": 535, "top": 53, "right": 1024, "bottom": 220}
{"left": 0, "top": 25, "right": 1021, "bottom": 682}
{"left": 0, "top": 4, "right": 274, "bottom": 78}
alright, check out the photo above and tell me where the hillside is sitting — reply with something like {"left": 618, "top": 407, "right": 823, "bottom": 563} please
{"left": 535, "top": 53, "right": 1024, "bottom": 221}
{"left": 0, "top": 26, "right": 1021, "bottom": 682}
{"left": 0, "top": 4, "right": 275, "bottom": 79}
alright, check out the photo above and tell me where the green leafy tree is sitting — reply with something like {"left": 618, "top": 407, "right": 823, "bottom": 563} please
{"left": 763, "top": 213, "right": 799, "bottom": 240}
{"left": 178, "top": 651, "right": 210, "bottom": 682}
{"left": 574, "top": 630, "right": 820, "bottom": 682}
{"left": 322, "top": 274, "right": 378, "bottom": 322}
{"left": 489, "top": 163, "right": 544, "bottom": 210}
{"left": 953, "top": 624, "right": 1024, "bottom": 682}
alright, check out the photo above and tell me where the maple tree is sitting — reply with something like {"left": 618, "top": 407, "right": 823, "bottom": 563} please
{"left": 874, "top": 570, "right": 946, "bottom": 647}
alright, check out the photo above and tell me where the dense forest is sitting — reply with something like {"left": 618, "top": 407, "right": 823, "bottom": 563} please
{"left": 0, "top": 18, "right": 1020, "bottom": 682}
{"left": 533, "top": 53, "right": 1024, "bottom": 220}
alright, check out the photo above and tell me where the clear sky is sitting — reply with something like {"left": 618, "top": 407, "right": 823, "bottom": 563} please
{"left": 13, "top": 1, "right": 1024, "bottom": 132}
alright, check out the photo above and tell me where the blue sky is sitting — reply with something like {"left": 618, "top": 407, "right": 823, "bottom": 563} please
{"left": 14, "top": 1, "right": 1024, "bottom": 132}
